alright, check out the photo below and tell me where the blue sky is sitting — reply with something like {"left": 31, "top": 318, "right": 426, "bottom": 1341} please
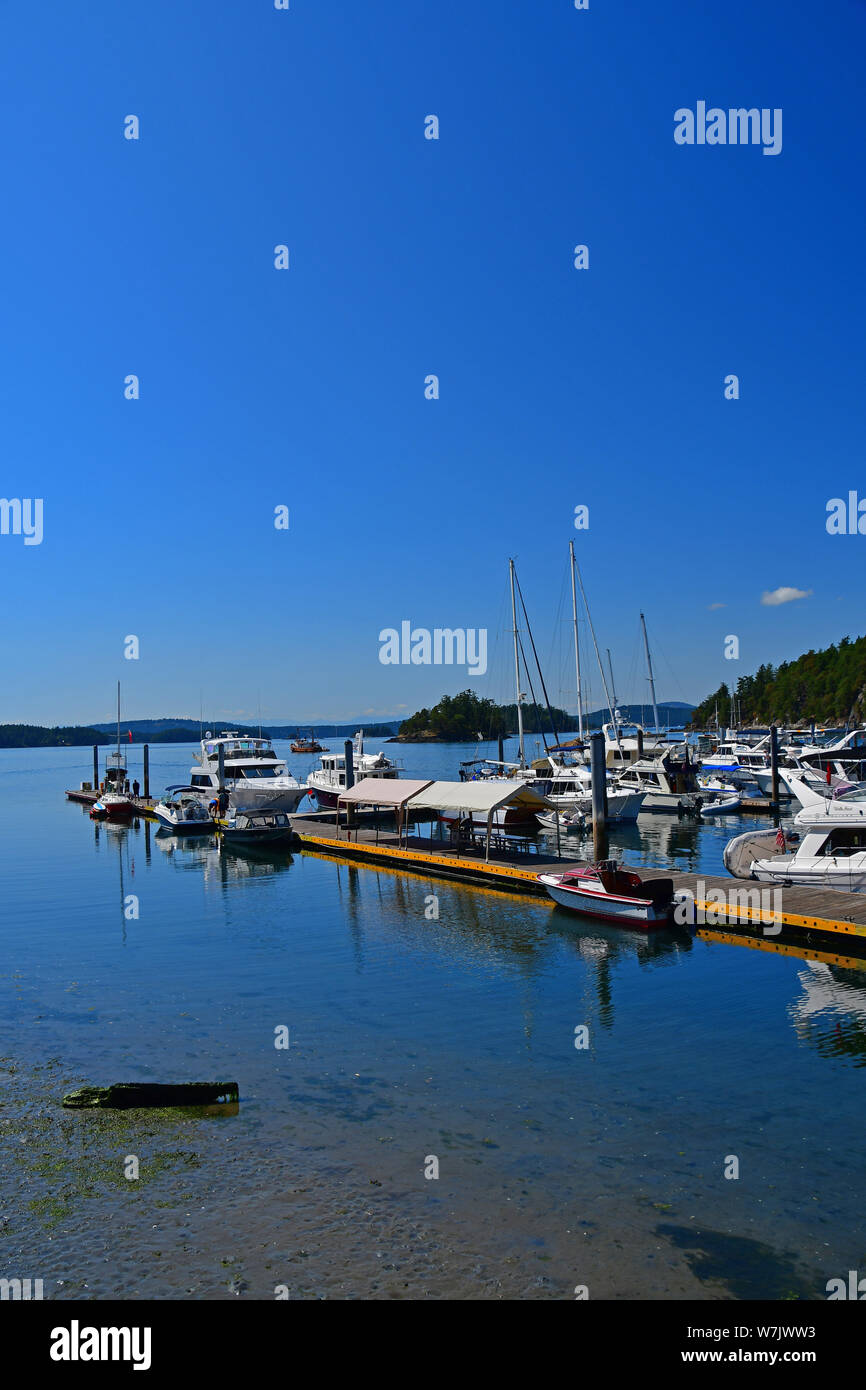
{"left": 1, "top": 0, "right": 864, "bottom": 726}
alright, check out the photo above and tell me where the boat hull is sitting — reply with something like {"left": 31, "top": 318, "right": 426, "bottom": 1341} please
{"left": 538, "top": 873, "right": 670, "bottom": 929}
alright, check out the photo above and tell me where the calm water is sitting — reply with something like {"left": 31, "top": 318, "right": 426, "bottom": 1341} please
{"left": 1, "top": 741, "right": 864, "bottom": 1300}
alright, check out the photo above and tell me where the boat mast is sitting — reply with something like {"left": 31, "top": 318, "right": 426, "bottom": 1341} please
{"left": 509, "top": 558, "right": 526, "bottom": 768}
{"left": 116, "top": 680, "right": 121, "bottom": 759}
{"left": 606, "top": 649, "right": 618, "bottom": 714}
{"left": 572, "top": 561, "right": 622, "bottom": 759}
{"left": 640, "top": 612, "right": 660, "bottom": 735}
{"left": 569, "top": 541, "right": 584, "bottom": 741}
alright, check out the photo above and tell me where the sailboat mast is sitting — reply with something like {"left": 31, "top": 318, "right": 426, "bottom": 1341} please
{"left": 569, "top": 541, "right": 584, "bottom": 741}
{"left": 606, "top": 649, "right": 618, "bottom": 712}
{"left": 573, "top": 561, "right": 622, "bottom": 758}
{"left": 116, "top": 680, "right": 121, "bottom": 757}
{"left": 509, "top": 558, "right": 526, "bottom": 768}
{"left": 640, "top": 612, "right": 660, "bottom": 734}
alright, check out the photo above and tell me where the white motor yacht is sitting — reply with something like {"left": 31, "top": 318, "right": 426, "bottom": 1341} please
{"left": 725, "top": 824, "right": 866, "bottom": 892}
{"left": 783, "top": 774, "right": 866, "bottom": 829}
{"left": 308, "top": 731, "right": 401, "bottom": 808}
{"left": 153, "top": 786, "right": 216, "bottom": 834}
{"left": 189, "top": 732, "right": 308, "bottom": 813}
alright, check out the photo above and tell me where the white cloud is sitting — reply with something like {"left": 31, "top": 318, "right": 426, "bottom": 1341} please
{"left": 707, "top": 602, "right": 726, "bottom": 611}
{"left": 760, "top": 586, "right": 812, "bottom": 607}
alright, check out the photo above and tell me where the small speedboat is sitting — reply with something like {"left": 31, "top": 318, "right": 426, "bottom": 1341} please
{"left": 222, "top": 808, "right": 294, "bottom": 846}
{"left": 537, "top": 860, "right": 675, "bottom": 929}
{"left": 153, "top": 786, "right": 216, "bottom": 834}
{"left": 535, "top": 809, "right": 586, "bottom": 834}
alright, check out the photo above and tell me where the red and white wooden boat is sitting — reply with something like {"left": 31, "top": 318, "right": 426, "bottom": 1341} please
{"left": 537, "top": 860, "right": 675, "bottom": 929}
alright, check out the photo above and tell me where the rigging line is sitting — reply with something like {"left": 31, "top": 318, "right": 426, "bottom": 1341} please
{"left": 515, "top": 573, "right": 561, "bottom": 749}
{"left": 516, "top": 629, "right": 548, "bottom": 752}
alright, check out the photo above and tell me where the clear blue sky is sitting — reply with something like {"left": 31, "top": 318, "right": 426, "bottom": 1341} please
{"left": 1, "top": 0, "right": 864, "bottom": 726}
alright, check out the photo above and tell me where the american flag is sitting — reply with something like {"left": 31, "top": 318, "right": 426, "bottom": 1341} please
{"left": 776, "top": 828, "right": 786, "bottom": 851}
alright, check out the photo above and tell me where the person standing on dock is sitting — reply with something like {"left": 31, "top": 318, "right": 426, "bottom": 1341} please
{"left": 132, "top": 779, "right": 140, "bottom": 799}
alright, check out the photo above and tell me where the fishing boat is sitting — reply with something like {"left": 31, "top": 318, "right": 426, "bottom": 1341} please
{"left": 308, "top": 732, "right": 401, "bottom": 808}
{"left": 291, "top": 731, "right": 327, "bottom": 754}
{"left": 90, "top": 683, "right": 134, "bottom": 821}
{"left": 189, "top": 732, "right": 308, "bottom": 813}
{"left": 724, "top": 825, "right": 866, "bottom": 892}
{"left": 222, "top": 808, "right": 294, "bottom": 846}
{"left": 152, "top": 786, "right": 215, "bottom": 834}
{"left": 537, "top": 861, "right": 676, "bottom": 928}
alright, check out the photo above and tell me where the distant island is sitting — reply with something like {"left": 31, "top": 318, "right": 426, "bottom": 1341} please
{"left": 689, "top": 634, "right": 866, "bottom": 727}
{"left": 0, "top": 717, "right": 400, "bottom": 750}
{"left": 391, "top": 690, "right": 693, "bottom": 743}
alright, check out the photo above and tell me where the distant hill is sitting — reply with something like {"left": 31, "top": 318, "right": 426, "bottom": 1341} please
{"left": 393, "top": 691, "right": 693, "bottom": 743}
{"left": 690, "top": 634, "right": 866, "bottom": 727}
{"left": 0, "top": 716, "right": 401, "bottom": 749}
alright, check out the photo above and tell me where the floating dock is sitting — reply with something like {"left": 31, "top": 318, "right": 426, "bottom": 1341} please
{"left": 288, "top": 811, "right": 866, "bottom": 951}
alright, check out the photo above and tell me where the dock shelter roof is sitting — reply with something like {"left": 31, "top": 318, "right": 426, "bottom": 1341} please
{"left": 336, "top": 777, "right": 433, "bottom": 806}
{"left": 401, "top": 779, "right": 552, "bottom": 815}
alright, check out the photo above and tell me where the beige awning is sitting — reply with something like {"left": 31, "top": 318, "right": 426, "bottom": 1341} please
{"left": 337, "top": 777, "right": 432, "bottom": 806}
{"left": 404, "top": 779, "right": 552, "bottom": 815}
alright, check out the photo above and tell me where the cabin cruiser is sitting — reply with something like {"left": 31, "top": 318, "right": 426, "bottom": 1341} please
{"left": 189, "top": 732, "right": 308, "bottom": 813}
{"left": 792, "top": 727, "right": 866, "bottom": 782}
{"left": 308, "top": 731, "right": 401, "bottom": 808}
{"left": 615, "top": 752, "right": 700, "bottom": 813}
{"left": 725, "top": 824, "right": 866, "bottom": 892}
{"left": 153, "top": 786, "right": 215, "bottom": 834}
{"left": 699, "top": 738, "right": 770, "bottom": 787}
{"left": 602, "top": 717, "right": 672, "bottom": 771}
{"left": 783, "top": 774, "right": 866, "bottom": 829}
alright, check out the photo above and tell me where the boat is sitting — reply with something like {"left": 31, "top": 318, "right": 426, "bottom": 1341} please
{"left": 783, "top": 774, "right": 866, "bottom": 829}
{"left": 724, "top": 824, "right": 866, "bottom": 892}
{"left": 537, "top": 861, "right": 676, "bottom": 928}
{"left": 222, "top": 808, "right": 294, "bottom": 846}
{"left": 614, "top": 751, "right": 700, "bottom": 813}
{"left": 308, "top": 731, "right": 401, "bottom": 808}
{"left": 699, "top": 738, "right": 771, "bottom": 788}
{"left": 699, "top": 793, "right": 741, "bottom": 817}
{"left": 90, "top": 682, "right": 134, "bottom": 821}
{"left": 535, "top": 808, "right": 586, "bottom": 834}
{"left": 153, "top": 786, "right": 216, "bottom": 834}
{"left": 290, "top": 730, "right": 327, "bottom": 754}
{"left": 189, "top": 732, "right": 308, "bottom": 813}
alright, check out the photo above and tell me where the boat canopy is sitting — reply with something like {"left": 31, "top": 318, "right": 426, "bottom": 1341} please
{"left": 337, "top": 777, "right": 432, "bottom": 806}
{"left": 402, "top": 779, "right": 552, "bottom": 815}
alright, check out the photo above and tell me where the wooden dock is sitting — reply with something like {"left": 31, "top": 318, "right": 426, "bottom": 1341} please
{"left": 289, "top": 811, "right": 866, "bottom": 952}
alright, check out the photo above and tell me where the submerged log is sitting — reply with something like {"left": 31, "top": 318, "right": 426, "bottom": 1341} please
{"left": 62, "top": 1082, "right": 239, "bottom": 1109}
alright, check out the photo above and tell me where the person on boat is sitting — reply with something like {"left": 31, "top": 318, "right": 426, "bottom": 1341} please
{"left": 132, "top": 780, "right": 140, "bottom": 798}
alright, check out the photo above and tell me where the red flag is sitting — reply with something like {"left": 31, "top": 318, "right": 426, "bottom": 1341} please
{"left": 128, "top": 729, "right": 133, "bottom": 742}
{"left": 826, "top": 762, "right": 831, "bottom": 785}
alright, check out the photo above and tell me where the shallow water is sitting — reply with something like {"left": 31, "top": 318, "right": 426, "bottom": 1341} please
{"left": 1, "top": 743, "right": 864, "bottom": 1300}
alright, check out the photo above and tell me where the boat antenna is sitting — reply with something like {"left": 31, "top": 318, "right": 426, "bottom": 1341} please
{"left": 569, "top": 541, "right": 584, "bottom": 741}
{"left": 639, "top": 612, "right": 660, "bottom": 735}
{"left": 509, "top": 558, "right": 526, "bottom": 768}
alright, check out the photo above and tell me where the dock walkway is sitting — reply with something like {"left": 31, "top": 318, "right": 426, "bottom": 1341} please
{"left": 289, "top": 812, "right": 866, "bottom": 949}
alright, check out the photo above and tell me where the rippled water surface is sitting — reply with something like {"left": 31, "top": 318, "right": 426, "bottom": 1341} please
{"left": 1, "top": 743, "right": 864, "bottom": 1300}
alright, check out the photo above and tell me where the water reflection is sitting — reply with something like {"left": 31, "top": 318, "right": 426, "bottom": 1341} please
{"left": 788, "top": 960, "right": 866, "bottom": 1065}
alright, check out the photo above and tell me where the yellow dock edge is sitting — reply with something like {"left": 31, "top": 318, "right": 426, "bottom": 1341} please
{"left": 293, "top": 830, "right": 866, "bottom": 942}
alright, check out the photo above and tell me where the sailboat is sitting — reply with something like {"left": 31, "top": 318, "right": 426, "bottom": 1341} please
{"left": 90, "top": 682, "right": 135, "bottom": 821}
